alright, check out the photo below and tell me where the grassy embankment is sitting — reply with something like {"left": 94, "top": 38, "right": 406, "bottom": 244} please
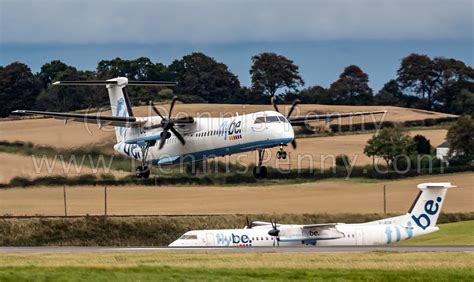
{"left": 1, "top": 215, "right": 472, "bottom": 247}
{"left": 397, "top": 220, "right": 474, "bottom": 246}
{"left": 0, "top": 252, "right": 472, "bottom": 281}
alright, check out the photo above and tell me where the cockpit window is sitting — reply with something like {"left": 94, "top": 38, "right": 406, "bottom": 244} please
{"left": 278, "top": 116, "right": 289, "bottom": 123}
{"left": 266, "top": 116, "right": 280, "bottom": 123}
{"left": 254, "top": 117, "right": 265, "bottom": 123}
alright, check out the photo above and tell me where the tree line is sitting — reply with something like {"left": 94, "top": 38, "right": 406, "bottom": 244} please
{"left": 0, "top": 52, "right": 472, "bottom": 117}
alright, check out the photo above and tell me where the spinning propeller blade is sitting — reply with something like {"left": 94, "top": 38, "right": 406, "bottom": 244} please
{"left": 150, "top": 97, "right": 189, "bottom": 149}
{"left": 271, "top": 98, "right": 299, "bottom": 149}
{"left": 268, "top": 219, "right": 280, "bottom": 247}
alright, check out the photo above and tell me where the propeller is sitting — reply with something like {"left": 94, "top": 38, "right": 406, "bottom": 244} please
{"left": 271, "top": 97, "right": 300, "bottom": 149}
{"left": 150, "top": 96, "right": 193, "bottom": 149}
{"left": 245, "top": 216, "right": 252, "bottom": 229}
{"left": 268, "top": 219, "right": 280, "bottom": 247}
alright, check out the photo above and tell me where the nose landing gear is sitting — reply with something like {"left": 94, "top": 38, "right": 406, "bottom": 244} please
{"left": 253, "top": 148, "right": 268, "bottom": 178}
{"left": 276, "top": 144, "right": 287, "bottom": 160}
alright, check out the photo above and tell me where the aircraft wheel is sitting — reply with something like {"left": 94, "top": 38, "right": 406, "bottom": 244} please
{"left": 142, "top": 166, "right": 150, "bottom": 179}
{"left": 276, "top": 151, "right": 281, "bottom": 159}
{"left": 136, "top": 166, "right": 143, "bottom": 178}
{"left": 253, "top": 166, "right": 260, "bottom": 178}
{"left": 281, "top": 152, "right": 287, "bottom": 159}
{"left": 260, "top": 166, "right": 267, "bottom": 178}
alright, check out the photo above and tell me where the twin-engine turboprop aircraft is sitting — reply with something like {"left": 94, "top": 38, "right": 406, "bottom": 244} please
{"left": 169, "top": 182, "right": 453, "bottom": 247}
{"left": 12, "top": 77, "right": 386, "bottom": 178}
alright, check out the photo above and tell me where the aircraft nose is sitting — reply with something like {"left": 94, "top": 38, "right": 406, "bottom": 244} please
{"left": 168, "top": 240, "right": 179, "bottom": 247}
{"left": 281, "top": 122, "right": 295, "bottom": 142}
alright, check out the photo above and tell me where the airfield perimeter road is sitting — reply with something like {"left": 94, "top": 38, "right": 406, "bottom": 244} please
{"left": 0, "top": 246, "right": 472, "bottom": 253}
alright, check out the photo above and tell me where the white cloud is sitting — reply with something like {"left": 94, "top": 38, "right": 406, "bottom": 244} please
{"left": 1, "top": 0, "right": 472, "bottom": 43}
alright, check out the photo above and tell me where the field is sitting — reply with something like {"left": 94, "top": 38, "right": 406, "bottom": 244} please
{"left": 0, "top": 251, "right": 472, "bottom": 281}
{"left": 0, "top": 104, "right": 455, "bottom": 149}
{"left": 0, "top": 172, "right": 471, "bottom": 216}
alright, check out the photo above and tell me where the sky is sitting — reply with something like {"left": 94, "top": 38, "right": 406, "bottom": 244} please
{"left": 1, "top": 0, "right": 473, "bottom": 91}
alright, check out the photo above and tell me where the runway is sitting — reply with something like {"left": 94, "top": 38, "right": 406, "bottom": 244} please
{"left": 0, "top": 246, "right": 472, "bottom": 253}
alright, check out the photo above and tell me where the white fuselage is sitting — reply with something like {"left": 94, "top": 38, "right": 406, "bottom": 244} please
{"left": 168, "top": 219, "right": 438, "bottom": 247}
{"left": 113, "top": 111, "right": 294, "bottom": 165}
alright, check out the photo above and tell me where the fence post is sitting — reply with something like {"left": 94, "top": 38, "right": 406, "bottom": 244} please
{"left": 104, "top": 186, "right": 107, "bottom": 217}
{"left": 63, "top": 185, "right": 67, "bottom": 217}
{"left": 383, "top": 185, "right": 387, "bottom": 214}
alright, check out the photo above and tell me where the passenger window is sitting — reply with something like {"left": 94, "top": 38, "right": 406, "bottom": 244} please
{"left": 254, "top": 117, "right": 265, "bottom": 123}
{"left": 266, "top": 116, "right": 280, "bottom": 123}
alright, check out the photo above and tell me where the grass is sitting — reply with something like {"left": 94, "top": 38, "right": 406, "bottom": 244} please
{"left": 0, "top": 252, "right": 472, "bottom": 281}
{"left": 0, "top": 266, "right": 472, "bottom": 281}
{"left": 398, "top": 220, "right": 474, "bottom": 246}
{"left": 0, "top": 215, "right": 472, "bottom": 247}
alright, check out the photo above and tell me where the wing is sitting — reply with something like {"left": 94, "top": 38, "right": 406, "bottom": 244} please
{"left": 301, "top": 223, "right": 338, "bottom": 229}
{"left": 289, "top": 110, "right": 387, "bottom": 125}
{"left": 11, "top": 110, "right": 145, "bottom": 127}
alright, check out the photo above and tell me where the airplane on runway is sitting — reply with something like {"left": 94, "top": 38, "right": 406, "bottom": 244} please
{"left": 12, "top": 77, "right": 385, "bottom": 179}
{"left": 169, "top": 182, "right": 453, "bottom": 247}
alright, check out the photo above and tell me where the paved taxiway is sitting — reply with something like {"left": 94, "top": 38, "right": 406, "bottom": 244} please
{"left": 0, "top": 246, "right": 472, "bottom": 253}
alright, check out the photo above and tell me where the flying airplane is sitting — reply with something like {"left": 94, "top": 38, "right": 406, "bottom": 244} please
{"left": 169, "top": 182, "right": 453, "bottom": 247}
{"left": 12, "top": 77, "right": 386, "bottom": 179}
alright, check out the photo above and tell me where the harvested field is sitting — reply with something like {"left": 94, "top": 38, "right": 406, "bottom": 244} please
{"left": 0, "top": 104, "right": 455, "bottom": 149}
{"left": 0, "top": 172, "right": 471, "bottom": 216}
{"left": 225, "top": 129, "right": 448, "bottom": 168}
{"left": 0, "top": 153, "right": 126, "bottom": 184}
{"left": 0, "top": 128, "right": 449, "bottom": 176}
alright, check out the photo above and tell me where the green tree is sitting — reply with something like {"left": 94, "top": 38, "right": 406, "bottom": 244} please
{"left": 397, "top": 54, "right": 442, "bottom": 110}
{"left": 38, "top": 60, "right": 74, "bottom": 87}
{"left": 364, "top": 128, "right": 416, "bottom": 168}
{"left": 446, "top": 115, "right": 474, "bottom": 161}
{"left": 0, "top": 62, "right": 42, "bottom": 117}
{"left": 413, "top": 134, "right": 432, "bottom": 155}
{"left": 297, "top": 85, "right": 333, "bottom": 104}
{"left": 36, "top": 68, "right": 107, "bottom": 111}
{"left": 329, "top": 65, "right": 373, "bottom": 105}
{"left": 250, "top": 52, "right": 304, "bottom": 97}
{"left": 373, "top": 79, "right": 414, "bottom": 106}
{"left": 451, "top": 89, "right": 474, "bottom": 117}
{"left": 434, "top": 58, "right": 474, "bottom": 114}
{"left": 175, "top": 52, "right": 241, "bottom": 103}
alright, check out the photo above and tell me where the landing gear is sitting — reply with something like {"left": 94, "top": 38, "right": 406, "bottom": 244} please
{"left": 253, "top": 148, "right": 268, "bottom": 178}
{"left": 253, "top": 166, "right": 267, "bottom": 178}
{"left": 136, "top": 141, "right": 155, "bottom": 179}
{"left": 276, "top": 144, "right": 287, "bottom": 160}
{"left": 135, "top": 165, "right": 150, "bottom": 178}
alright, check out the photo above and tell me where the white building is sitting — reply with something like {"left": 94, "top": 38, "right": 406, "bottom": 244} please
{"left": 436, "top": 141, "right": 451, "bottom": 165}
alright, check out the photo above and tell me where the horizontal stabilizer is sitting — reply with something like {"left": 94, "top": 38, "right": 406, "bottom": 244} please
{"left": 52, "top": 80, "right": 177, "bottom": 87}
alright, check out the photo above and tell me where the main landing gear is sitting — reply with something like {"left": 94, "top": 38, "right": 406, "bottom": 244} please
{"left": 136, "top": 141, "right": 155, "bottom": 179}
{"left": 276, "top": 144, "right": 287, "bottom": 160}
{"left": 253, "top": 148, "right": 268, "bottom": 178}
